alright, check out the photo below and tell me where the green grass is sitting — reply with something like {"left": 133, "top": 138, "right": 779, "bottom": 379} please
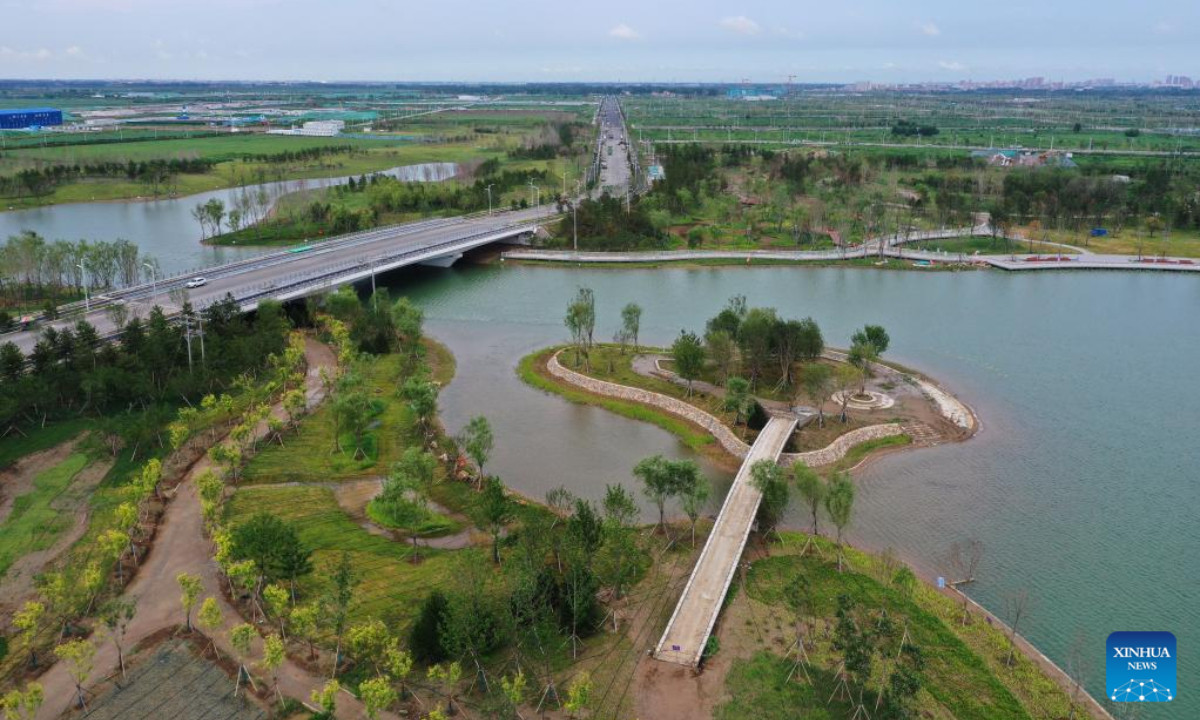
{"left": 831, "top": 433, "right": 912, "bottom": 472}
{"left": 911, "top": 236, "right": 1078, "bottom": 256}
{"left": 0, "top": 418, "right": 92, "bottom": 469}
{"left": 242, "top": 354, "right": 412, "bottom": 484}
{"left": 0, "top": 453, "right": 89, "bottom": 577}
{"left": 226, "top": 484, "right": 477, "bottom": 627}
{"left": 716, "top": 651, "right": 849, "bottom": 720}
{"left": 728, "top": 533, "right": 1086, "bottom": 720}
{"left": 365, "top": 498, "right": 463, "bottom": 537}
{"left": 516, "top": 346, "right": 714, "bottom": 451}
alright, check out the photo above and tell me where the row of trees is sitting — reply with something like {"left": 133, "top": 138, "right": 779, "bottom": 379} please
{"left": 0, "top": 232, "right": 157, "bottom": 311}
{"left": 1, "top": 294, "right": 290, "bottom": 435}
{"left": 0, "top": 157, "right": 214, "bottom": 199}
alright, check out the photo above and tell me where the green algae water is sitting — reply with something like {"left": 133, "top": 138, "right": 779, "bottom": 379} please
{"left": 394, "top": 262, "right": 1199, "bottom": 718}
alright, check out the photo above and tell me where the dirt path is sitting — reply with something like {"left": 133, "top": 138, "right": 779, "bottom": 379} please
{"left": 33, "top": 338, "right": 390, "bottom": 720}
{"left": 0, "top": 454, "right": 114, "bottom": 613}
{"left": 0, "top": 436, "right": 86, "bottom": 525}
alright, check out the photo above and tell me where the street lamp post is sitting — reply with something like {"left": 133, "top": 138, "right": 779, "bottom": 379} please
{"left": 486, "top": 184, "right": 494, "bottom": 215}
{"left": 76, "top": 263, "right": 89, "bottom": 312}
{"left": 573, "top": 201, "right": 578, "bottom": 252}
{"left": 142, "top": 262, "right": 157, "bottom": 306}
{"left": 528, "top": 181, "right": 540, "bottom": 211}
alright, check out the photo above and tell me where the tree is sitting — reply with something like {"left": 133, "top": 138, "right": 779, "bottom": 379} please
{"left": 852, "top": 324, "right": 890, "bottom": 357}
{"left": 230, "top": 511, "right": 312, "bottom": 593}
{"left": 13, "top": 601, "right": 44, "bottom": 669}
{"left": 564, "top": 287, "right": 596, "bottom": 370}
{"left": 427, "top": 661, "right": 463, "bottom": 716}
{"left": 401, "top": 377, "right": 439, "bottom": 436}
{"left": 833, "top": 363, "right": 861, "bottom": 422}
{"left": 737, "top": 307, "right": 777, "bottom": 388}
{"left": 793, "top": 462, "right": 825, "bottom": 536}
{"left": 501, "top": 669, "right": 528, "bottom": 720}
{"left": 704, "top": 329, "right": 738, "bottom": 383}
{"left": 391, "top": 296, "right": 425, "bottom": 360}
{"left": 333, "top": 377, "right": 374, "bottom": 459}
{"left": 633, "top": 455, "right": 697, "bottom": 532}
{"left": 360, "top": 676, "right": 398, "bottom": 720}
{"left": 55, "top": 639, "right": 95, "bottom": 711}
{"left": 261, "top": 633, "right": 285, "bottom": 707}
{"left": 198, "top": 597, "right": 223, "bottom": 652}
{"left": 457, "top": 415, "right": 494, "bottom": 484}
{"left": 620, "top": 302, "right": 642, "bottom": 352}
{"left": 178, "top": 572, "right": 202, "bottom": 631}
{"left": 0, "top": 682, "right": 43, "bottom": 720}
{"left": 311, "top": 679, "right": 340, "bottom": 720}
{"left": 1003, "top": 588, "right": 1034, "bottom": 667}
{"left": 324, "top": 551, "right": 358, "bottom": 676}
{"left": 263, "top": 583, "right": 290, "bottom": 638}
{"left": 476, "top": 476, "right": 515, "bottom": 564}
{"left": 750, "top": 460, "right": 789, "bottom": 538}
{"left": 723, "top": 376, "right": 754, "bottom": 431}
{"left": 824, "top": 472, "right": 856, "bottom": 571}
{"left": 230, "top": 623, "right": 256, "bottom": 696}
{"left": 564, "top": 671, "right": 593, "bottom": 719}
{"left": 671, "top": 329, "right": 705, "bottom": 395}
{"left": 602, "top": 483, "right": 638, "bottom": 529}
{"left": 290, "top": 603, "right": 320, "bottom": 660}
{"left": 847, "top": 341, "right": 878, "bottom": 394}
{"left": 799, "top": 363, "right": 834, "bottom": 427}
{"left": 947, "top": 538, "right": 985, "bottom": 625}
{"left": 679, "top": 474, "right": 711, "bottom": 546}
{"left": 99, "top": 598, "right": 136, "bottom": 681}
{"left": 347, "top": 619, "right": 394, "bottom": 676}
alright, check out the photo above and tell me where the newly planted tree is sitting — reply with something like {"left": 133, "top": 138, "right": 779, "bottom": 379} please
{"left": 177, "top": 572, "right": 202, "bottom": 631}
{"left": 824, "top": 472, "right": 856, "bottom": 571}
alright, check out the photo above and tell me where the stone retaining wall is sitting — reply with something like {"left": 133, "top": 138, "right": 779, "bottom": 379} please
{"left": 780, "top": 423, "right": 904, "bottom": 467}
{"left": 546, "top": 351, "right": 901, "bottom": 468}
{"left": 547, "top": 351, "right": 752, "bottom": 458}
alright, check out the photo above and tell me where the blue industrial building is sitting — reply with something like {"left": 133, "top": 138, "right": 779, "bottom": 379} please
{"left": 0, "top": 108, "right": 64, "bottom": 130}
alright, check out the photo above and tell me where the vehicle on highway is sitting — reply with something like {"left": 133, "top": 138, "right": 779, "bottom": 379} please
{"left": 185, "top": 277, "right": 208, "bottom": 288}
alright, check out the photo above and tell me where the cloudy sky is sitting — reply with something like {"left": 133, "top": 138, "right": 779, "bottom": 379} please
{"left": 2, "top": 0, "right": 1197, "bottom": 83}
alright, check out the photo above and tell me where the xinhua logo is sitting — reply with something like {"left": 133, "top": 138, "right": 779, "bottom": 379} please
{"left": 1106, "top": 631, "right": 1176, "bottom": 702}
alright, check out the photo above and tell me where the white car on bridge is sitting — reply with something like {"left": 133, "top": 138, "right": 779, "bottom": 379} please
{"left": 185, "top": 277, "right": 208, "bottom": 288}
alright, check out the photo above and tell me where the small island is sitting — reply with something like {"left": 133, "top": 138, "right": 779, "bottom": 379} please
{"left": 520, "top": 293, "right": 976, "bottom": 474}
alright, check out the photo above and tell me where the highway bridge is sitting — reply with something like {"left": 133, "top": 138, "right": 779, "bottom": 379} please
{"left": 2, "top": 208, "right": 552, "bottom": 354}
{"left": 655, "top": 415, "right": 798, "bottom": 667}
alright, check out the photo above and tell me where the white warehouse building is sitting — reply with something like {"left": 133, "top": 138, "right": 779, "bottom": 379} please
{"left": 267, "top": 119, "right": 345, "bottom": 137}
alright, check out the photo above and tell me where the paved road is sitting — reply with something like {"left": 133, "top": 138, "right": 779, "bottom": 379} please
{"left": 2, "top": 207, "right": 551, "bottom": 354}
{"left": 655, "top": 415, "right": 798, "bottom": 667}
{"left": 595, "top": 96, "right": 633, "bottom": 197}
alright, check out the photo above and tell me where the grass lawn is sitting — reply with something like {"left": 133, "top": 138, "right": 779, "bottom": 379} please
{"left": 225, "top": 484, "right": 477, "bottom": 627}
{"left": 517, "top": 346, "right": 715, "bottom": 452}
{"left": 911, "top": 236, "right": 1077, "bottom": 256}
{"left": 242, "top": 353, "right": 414, "bottom": 484}
{"left": 0, "top": 452, "right": 89, "bottom": 578}
{"left": 0, "top": 418, "right": 92, "bottom": 469}
{"left": 721, "top": 533, "right": 1085, "bottom": 720}
{"left": 1037, "top": 227, "right": 1200, "bottom": 259}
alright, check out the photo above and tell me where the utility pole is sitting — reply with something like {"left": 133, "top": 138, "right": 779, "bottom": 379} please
{"left": 572, "top": 201, "right": 579, "bottom": 251}
{"left": 486, "top": 184, "right": 493, "bottom": 215}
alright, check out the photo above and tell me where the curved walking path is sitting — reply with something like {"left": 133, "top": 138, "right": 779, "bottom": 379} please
{"left": 33, "top": 338, "right": 389, "bottom": 720}
{"left": 545, "top": 351, "right": 904, "bottom": 467}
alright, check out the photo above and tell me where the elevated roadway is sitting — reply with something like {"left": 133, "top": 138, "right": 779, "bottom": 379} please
{"left": 3, "top": 208, "right": 552, "bottom": 354}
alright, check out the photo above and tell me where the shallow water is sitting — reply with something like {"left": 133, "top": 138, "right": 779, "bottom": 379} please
{"left": 392, "top": 261, "right": 1199, "bottom": 717}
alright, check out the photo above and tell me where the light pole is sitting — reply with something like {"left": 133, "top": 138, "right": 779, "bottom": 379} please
{"left": 528, "top": 181, "right": 540, "bottom": 212}
{"left": 572, "top": 201, "right": 578, "bottom": 252}
{"left": 486, "top": 184, "right": 494, "bottom": 215}
{"left": 142, "top": 262, "right": 157, "bottom": 306}
{"left": 560, "top": 171, "right": 567, "bottom": 198}
{"left": 76, "top": 263, "right": 89, "bottom": 312}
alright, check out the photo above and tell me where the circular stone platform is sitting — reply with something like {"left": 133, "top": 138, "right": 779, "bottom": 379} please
{"left": 832, "top": 390, "right": 895, "bottom": 410}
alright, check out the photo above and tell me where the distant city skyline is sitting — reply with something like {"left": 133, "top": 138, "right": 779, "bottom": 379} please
{"left": 1, "top": 0, "right": 1196, "bottom": 83}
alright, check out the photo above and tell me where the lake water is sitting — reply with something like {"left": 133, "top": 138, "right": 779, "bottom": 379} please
{"left": 0, "top": 162, "right": 459, "bottom": 275}
{"left": 393, "top": 262, "right": 1199, "bottom": 718}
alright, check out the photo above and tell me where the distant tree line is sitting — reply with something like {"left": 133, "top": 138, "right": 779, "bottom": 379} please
{"left": 0, "top": 232, "right": 157, "bottom": 315}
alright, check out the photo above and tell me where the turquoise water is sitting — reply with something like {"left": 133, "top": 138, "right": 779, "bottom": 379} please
{"left": 397, "top": 262, "right": 1199, "bottom": 717}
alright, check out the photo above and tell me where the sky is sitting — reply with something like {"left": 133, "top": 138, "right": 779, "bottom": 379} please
{"left": 1, "top": 0, "right": 1197, "bottom": 83}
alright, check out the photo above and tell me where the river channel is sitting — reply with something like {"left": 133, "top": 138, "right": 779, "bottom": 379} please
{"left": 393, "top": 261, "right": 1198, "bottom": 717}
{"left": 0, "top": 162, "right": 459, "bottom": 275}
